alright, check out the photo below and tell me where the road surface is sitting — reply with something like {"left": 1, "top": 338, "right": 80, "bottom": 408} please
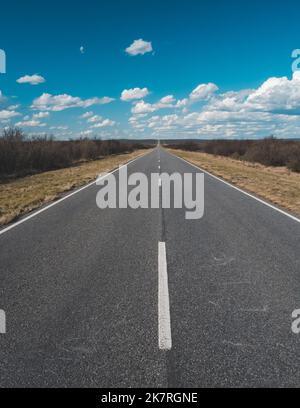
{"left": 0, "top": 147, "right": 300, "bottom": 387}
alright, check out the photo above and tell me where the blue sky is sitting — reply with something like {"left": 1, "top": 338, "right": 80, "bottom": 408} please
{"left": 1, "top": 0, "right": 300, "bottom": 139}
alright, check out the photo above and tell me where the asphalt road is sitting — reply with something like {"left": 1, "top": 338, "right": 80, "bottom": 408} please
{"left": 0, "top": 147, "right": 300, "bottom": 388}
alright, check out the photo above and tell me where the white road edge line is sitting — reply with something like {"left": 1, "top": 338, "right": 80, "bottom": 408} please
{"left": 0, "top": 150, "right": 152, "bottom": 237}
{"left": 168, "top": 151, "right": 300, "bottom": 224}
{"left": 158, "top": 242, "right": 172, "bottom": 351}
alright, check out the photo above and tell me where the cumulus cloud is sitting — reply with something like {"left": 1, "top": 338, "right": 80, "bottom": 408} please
{"left": 203, "top": 72, "right": 300, "bottom": 116}
{"left": 176, "top": 98, "right": 189, "bottom": 108}
{"left": 121, "top": 87, "right": 150, "bottom": 101}
{"left": 0, "top": 110, "right": 21, "bottom": 120}
{"left": 131, "top": 95, "right": 176, "bottom": 114}
{"left": 125, "top": 39, "right": 153, "bottom": 56}
{"left": 80, "top": 46, "right": 85, "bottom": 54}
{"left": 189, "top": 83, "right": 219, "bottom": 101}
{"left": 50, "top": 126, "right": 69, "bottom": 130}
{"left": 159, "top": 95, "right": 176, "bottom": 105}
{"left": 32, "top": 93, "right": 114, "bottom": 111}
{"left": 33, "top": 111, "right": 49, "bottom": 119}
{"left": 17, "top": 74, "right": 46, "bottom": 85}
{"left": 129, "top": 73, "right": 300, "bottom": 139}
{"left": 132, "top": 100, "right": 157, "bottom": 114}
{"left": 205, "top": 89, "right": 252, "bottom": 112}
{"left": 7, "top": 104, "right": 20, "bottom": 111}
{"left": 15, "top": 120, "right": 46, "bottom": 127}
{"left": 80, "top": 111, "right": 94, "bottom": 119}
{"left": 87, "top": 114, "right": 103, "bottom": 123}
{"left": 90, "top": 118, "right": 116, "bottom": 128}
{"left": 246, "top": 71, "right": 300, "bottom": 113}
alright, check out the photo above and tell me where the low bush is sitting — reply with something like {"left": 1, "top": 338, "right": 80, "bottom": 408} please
{"left": 168, "top": 137, "right": 300, "bottom": 172}
{"left": 0, "top": 127, "right": 148, "bottom": 179}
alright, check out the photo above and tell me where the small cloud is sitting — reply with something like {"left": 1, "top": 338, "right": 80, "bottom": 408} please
{"left": 80, "top": 46, "right": 85, "bottom": 54}
{"left": 121, "top": 87, "right": 150, "bottom": 101}
{"left": 125, "top": 39, "right": 153, "bottom": 56}
{"left": 159, "top": 95, "right": 176, "bottom": 105}
{"left": 7, "top": 104, "right": 20, "bottom": 110}
{"left": 17, "top": 74, "right": 46, "bottom": 85}
{"left": 49, "top": 126, "right": 68, "bottom": 130}
{"left": 33, "top": 111, "right": 49, "bottom": 119}
{"left": 189, "top": 83, "right": 219, "bottom": 101}
{"left": 15, "top": 120, "right": 45, "bottom": 127}
{"left": 131, "top": 96, "right": 176, "bottom": 115}
{"left": 0, "top": 109, "right": 21, "bottom": 120}
{"left": 87, "top": 114, "right": 103, "bottom": 123}
{"left": 80, "top": 111, "right": 93, "bottom": 119}
{"left": 90, "top": 118, "right": 116, "bottom": 128}
{"left": 32, "top": 93, "right": 114, "bottom": 111}
{"left": 131, "top": 100, "right": 156, "bottom": 114}
{"left": 176, "top": 98, "right": 189, "bottom": 108}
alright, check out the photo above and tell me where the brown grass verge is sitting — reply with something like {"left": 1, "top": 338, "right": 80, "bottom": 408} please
{"left": 0, "top": 150, "right": 148, "bottom": 226}
{"left": 167, "top": 148, "right": 300, "bottom": 217}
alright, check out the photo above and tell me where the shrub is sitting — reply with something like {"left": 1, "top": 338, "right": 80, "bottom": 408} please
{"left": 0, "top": 127, "right": 148, "bottom": 179}
{"left": 167, "top": 137, "right": 300, "bottom": 173}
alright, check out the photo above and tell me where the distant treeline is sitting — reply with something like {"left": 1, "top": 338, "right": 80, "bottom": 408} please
{"left": 167, "top": 138, "right": 300, "bottom": 173}
{"left": 0, "top": 128, "right": 150, "bottom": 179}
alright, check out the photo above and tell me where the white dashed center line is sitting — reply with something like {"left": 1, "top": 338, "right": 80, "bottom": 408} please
{"left": 158, "top": 242, "right": 172, "bottom": 350}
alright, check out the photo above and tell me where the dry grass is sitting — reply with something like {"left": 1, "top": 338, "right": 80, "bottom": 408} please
{"left": 0, "top": 150, "right": 147, "bottom": 226}
{"left": 168, "top": 148, "right": 300, "bottom": 217}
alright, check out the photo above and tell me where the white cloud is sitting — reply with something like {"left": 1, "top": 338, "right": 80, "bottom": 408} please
{"left": 159, "top": 95, "right": 176, "bottom": 105}
{"left": 189, "top": 83, "right": 219, "bottom": 101}
{"left": 50, "top": 126, "right": 69, "bottom": 130}
{"left": 33, "top": 111, "right": 49, "bottom": 119}
{"left": 15, "top": 120, "right": 45, "bottom": 127}
{"left": 205, "top": 89, "right": 252, "bottom": 112}
{"left": 0, "top": 110, "right": 21, "bottom": 121}
{"left": 32, "top": 93, "right": 114, "bottom": 111}
{"left": 125, "top": 39, "right": 153, "bottom": 56}
{"left": 80, "top": 46, "right": 85, "bottom": 54}
{"left": 176, "top": 98, "right": 189, "bottom": 108}
{"left": 121, "top": 87, "right": 150, "bottom": 101}
{"left": 90, "top": 118, "right": 116, "bottom": 128}
{"left": 126, "top": 72, "right": 300, "bottom": 139}
{"left": 87, "top": 114, "right": 103, "bottom": 123}
{"left": 17, "top": 74, "right": 46, "bottom": 85}
{"left": 203, "top": 72, "right": 300, "bottom": 116}
{"left": 7, "top": 104, "right": 20, "bottom": 110}
{"left": 131, "top": 100, "right": 156, "bottom": 114}
{"left": 131, "top": 94, "right": 176, "bottom": 115}
{"left": 80, "top": 111, "right": 94, "bottom": 119}
{"left": 246, "top": 71, "right": 300, "bottom": 113}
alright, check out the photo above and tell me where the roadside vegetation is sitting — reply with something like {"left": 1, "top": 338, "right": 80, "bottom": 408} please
{"left": 0, "top": 127, "right": 152, "bottom": 226}
{"left": 167, "top": 147, "right": 300, "bottom": 217}
{"left": 167, "top": 138, "right": 300, "bottom": 173}
{"left": 0, "top": 127, "right": 149, "bottom": 180}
